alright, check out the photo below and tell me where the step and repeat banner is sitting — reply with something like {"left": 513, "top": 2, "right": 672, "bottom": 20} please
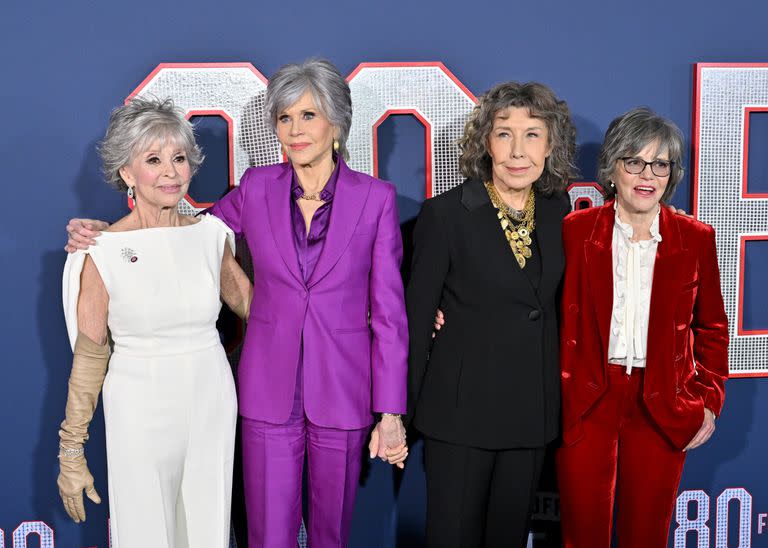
{"left": 3, "top": 3, "right": 768, "bottom": 547}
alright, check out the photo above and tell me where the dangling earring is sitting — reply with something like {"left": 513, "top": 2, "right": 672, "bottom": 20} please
{"left": 127, "top": 186, "right": 135, "bottom": 199}
{"left": 609, "top": 181, "right": 615, "bottom": 188}
{"left": 333, "top": 139, "right": 340, "bottom": 153}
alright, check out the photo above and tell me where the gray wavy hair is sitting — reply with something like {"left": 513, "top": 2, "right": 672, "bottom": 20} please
{"left": 99, "top": 96, "right": 204, "bottom": 191}
{"left": 263, "top": 59, "right": 352, "bottom": 160}
{"left": 458, "top": 81, "right": 578, "bottom": 196}
{"left": 598, "top": 107, "right": 685, "bottom": 203}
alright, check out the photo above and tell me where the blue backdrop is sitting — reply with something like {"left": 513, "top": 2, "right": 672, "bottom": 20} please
{"left": 2, "top": 1, "right": 768, "bottom": 546}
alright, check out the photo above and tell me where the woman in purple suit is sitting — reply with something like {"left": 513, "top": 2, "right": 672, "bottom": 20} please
{"left": 66, "top": 59, "right": 409, "bottom": 548}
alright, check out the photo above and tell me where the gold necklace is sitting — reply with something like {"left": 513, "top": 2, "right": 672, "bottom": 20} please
{"left": 299, "top": 192, "right": 324, "bottom": 201}
{"left": 484, "top": 182, "right": 536, "bottom": 268}
{"left": 298, "top": 162, "right": 336, "bottom": 201}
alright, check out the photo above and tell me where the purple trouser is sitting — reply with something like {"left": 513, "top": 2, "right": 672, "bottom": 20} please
{"left": 241, "top": 363, "right": 369, "bottom": 548}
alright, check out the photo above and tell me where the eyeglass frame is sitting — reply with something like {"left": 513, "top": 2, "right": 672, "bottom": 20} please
{"left": 619, "top": 156, "right": 675, "bottom": 177}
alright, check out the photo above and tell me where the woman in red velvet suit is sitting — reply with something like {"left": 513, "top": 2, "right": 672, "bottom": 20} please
{"left": 556, "top": 107, "right": 729, "bottom": 547}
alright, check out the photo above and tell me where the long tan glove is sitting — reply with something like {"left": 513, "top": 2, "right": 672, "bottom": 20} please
{"left": 57, "top": 331, "right": 109, "bottom": 522}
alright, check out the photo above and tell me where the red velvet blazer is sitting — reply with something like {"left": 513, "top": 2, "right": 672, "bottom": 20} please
{"left": 559, "top": 202, "right": 729, "bottom": 450}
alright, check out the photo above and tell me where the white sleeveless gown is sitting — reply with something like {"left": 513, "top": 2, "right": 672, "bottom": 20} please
{"left": 62, "top": 214, "right": 238, "bottom": 548}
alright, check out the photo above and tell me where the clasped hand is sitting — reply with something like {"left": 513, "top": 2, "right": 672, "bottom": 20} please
{"left": 369, "top": 415, "right": 408, "bottom": 469}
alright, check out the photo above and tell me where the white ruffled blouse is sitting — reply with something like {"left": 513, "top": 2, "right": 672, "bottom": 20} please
{"left": 607, "top": 204, "right": 662, "bottom": 374}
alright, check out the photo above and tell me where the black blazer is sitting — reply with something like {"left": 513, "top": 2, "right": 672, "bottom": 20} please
{"left": 406, "top": 179, "right": 570, "bottom": 449}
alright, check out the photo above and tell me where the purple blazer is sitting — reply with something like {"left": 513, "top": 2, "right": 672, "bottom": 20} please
{"left": 211, "top": 159, "right": 408, "bottom": 429}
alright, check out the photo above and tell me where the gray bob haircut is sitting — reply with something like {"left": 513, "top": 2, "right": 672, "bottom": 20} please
{"left": 264, "top": 59, "right": 352, "bottom": 160}
{"left": 99, "top": 96, "right": 204, "bottom": 192}
{"left": 598, "top": 107, "right": 685, "bottom": 203}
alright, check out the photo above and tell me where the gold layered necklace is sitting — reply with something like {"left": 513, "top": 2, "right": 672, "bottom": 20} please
{"left": 484, "top": 182, "right": 536, "bottom": 268}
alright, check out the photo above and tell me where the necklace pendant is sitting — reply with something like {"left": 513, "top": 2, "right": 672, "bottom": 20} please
{"left": 485, "top": 180, "right": 534, "bottom": 271}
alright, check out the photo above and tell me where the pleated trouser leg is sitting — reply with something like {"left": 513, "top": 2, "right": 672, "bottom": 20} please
{"left": 104, "top": 348, "right": 237, "bottom": 548}
{"left": 424, "top": 437, "right": 544, "bottom": 548}
{"left": 241, "top": 413, "right": 367, "bottom": 548}
{"left": 557, "top": 365, "right": 686, "bottom": 548}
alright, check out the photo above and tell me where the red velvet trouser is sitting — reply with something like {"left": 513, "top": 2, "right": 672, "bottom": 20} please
{"left": 556, "top": 365, "right": 687, "bottom": 548}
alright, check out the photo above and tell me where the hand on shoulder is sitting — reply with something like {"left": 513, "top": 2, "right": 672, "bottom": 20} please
{"left": 668, "top": 205, "right": 694, "bottom": 218}
{"left": 65, "top": 219, "right": 110, "bottom": 253}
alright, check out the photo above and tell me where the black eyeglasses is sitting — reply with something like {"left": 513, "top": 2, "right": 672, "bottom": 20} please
{"left": 620, "top": 157, "right": 674, "bottom": 177}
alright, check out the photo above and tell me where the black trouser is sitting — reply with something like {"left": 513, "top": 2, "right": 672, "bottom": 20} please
{"left": 424, "top": 437, "right": 545, "bottom": 548}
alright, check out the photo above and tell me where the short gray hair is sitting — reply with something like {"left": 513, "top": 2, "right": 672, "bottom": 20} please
{"left": 263, "top": 59, "right": 352, "bottom": 160}
{"left": 99, "top": 96, "right": 204, "bottom": 191}
{"left": 598, "top": 107, "right": 685, "bottom": 203}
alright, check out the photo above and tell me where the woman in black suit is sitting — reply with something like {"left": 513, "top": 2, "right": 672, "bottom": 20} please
{"left": 406, "top": 81, "right": 576, "bottom": 548}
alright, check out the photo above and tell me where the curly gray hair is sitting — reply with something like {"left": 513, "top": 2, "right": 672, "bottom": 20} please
{"left": 263, "top": 59, "right": 352, "bottom": 160}
{"left": 458, "top": 81, "right": 577, "bottom": 195}
{"left": 99, "top": 96, "right": 204, "bottom": 191}
{"left": 598, "top": 107, "right": 685, "bottom": 203}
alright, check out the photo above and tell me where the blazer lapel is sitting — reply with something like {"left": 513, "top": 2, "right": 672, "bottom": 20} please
{"left": 265, "top": 163, "right": 304, "bottom": 287}
{"left": 535, "top": 192, "right": 565, "bottom": 304}
{"left": 462, "top": 179, "right": 539, "bottom": 305}
{"left": 307, "top": 159, "right": 371, "bottom": 288}
{"left": 645, "top": 206, "right": 686, "bottom": 389}
{"left": 584, "top": 202, "right": 616, "bottom": 358}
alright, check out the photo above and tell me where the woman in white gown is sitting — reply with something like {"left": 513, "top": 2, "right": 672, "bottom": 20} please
{"left": 57, "top": 97, "right": 252, "bottom": 548}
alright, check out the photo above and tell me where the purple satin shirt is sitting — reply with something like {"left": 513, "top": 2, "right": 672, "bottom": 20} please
{"left": 290, "top": 161, "right": 340, "bottom": 282}
{"left": 289, "top": 162, "right": 343, "bottom": 420}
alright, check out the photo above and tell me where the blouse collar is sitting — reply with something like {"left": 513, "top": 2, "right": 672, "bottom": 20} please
{"left": 613, "top": 201, "right": 662, "bottom": 244}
